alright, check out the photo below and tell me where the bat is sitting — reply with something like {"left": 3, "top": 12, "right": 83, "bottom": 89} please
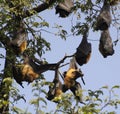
{"left": 12, "top": 63, "right": 39, "bottom": 88}
{"left": 63, "top": 57, "right": 84, "bottom": 90}
{"left": 75, "top": 28, "right": 91, "bottom": 66}
{"left": 10, "top": 21, "right": 27, "bottom": 55}
{"left": 47, "top": 68, "right": 63, "bottom": 102}
{"left": 13, "top": 55, "right": 58, "bottom": 87}
{"left": 55, "top": 0, "right": 74, "bottom": 17}
{"left": 99, "top": 29, "right": 114, "bottom": 58}
{"left": 23, "top": 55, "right": 58, "bottom": 74}
{"left": 95, "top": 0, "right": 112, "bottom": 30}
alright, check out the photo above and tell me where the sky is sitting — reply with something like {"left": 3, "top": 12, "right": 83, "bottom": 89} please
{"left": 0, "top": 2, "right": 120, "bottom": 114}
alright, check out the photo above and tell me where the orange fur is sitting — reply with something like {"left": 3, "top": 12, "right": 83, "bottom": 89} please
{"left": 64, "top": 76, "right": 75, "bottom": 89}
{"left": 22, "top": 64, "right": 39, "bottom": 82}
{"left": 19, "top": 41, "right": 27, "bottom": 53}
{"left": 64, "top": 68, "right": 78, "bottom": 89}
{"left": 86, "top": 53, "right": 91, "bottom": 63}
{"left": 55, "top": 88, "right": 63, "bottom": 97}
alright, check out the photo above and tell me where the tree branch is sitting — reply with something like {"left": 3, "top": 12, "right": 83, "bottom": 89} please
{"left": 23, "top": 0, "right": 57, "bottom": 18}
{"left": 0, "top": 32, "right": 10, "bottom": 48}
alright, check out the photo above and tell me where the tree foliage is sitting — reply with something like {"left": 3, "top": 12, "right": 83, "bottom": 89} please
{"left": 0, "top": 0, "right": 120, "bottom": 114}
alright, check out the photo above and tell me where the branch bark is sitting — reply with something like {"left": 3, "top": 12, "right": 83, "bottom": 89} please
{"left": 0, "top": 48, "right": 16, "bottom": 114}
{"left": 23, "top": 0, "right": 57, "bottom": 18}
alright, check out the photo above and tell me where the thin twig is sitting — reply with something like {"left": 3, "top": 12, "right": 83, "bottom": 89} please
{"left": 100, "top": 89, "right": 112, "bottom": 111}
{"left": 58, "top": 70, "right": 64, "bottom": 80}
{"left": 57, "top": 53, "right": 75, "bottom": 65}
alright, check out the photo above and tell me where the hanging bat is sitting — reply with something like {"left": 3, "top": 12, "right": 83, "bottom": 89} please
{"left": 47, "top": 68, "right": 63, "bottom": 102}
{"left": 23, "top": 55, "right": 58, "bottom": 74}
{"left": 10, "top": 21, "right": 27, "bottom": 55}
{"left": 55, "top": 0, "right": 74, "bottom": 18}
{"left": 75, "top": 28, "right": 91, "bottom": 66}
{"left": 99, "top": 29, "right": 114, "bottom": 58}
{"left": 63, "top": 57, "right": 84, "bottom": 91}
{"left": 12, "top": 64, "right": 39, "bottom": 88}
{"left": 95, "top": 0, "right": 112, "bottom": 30}
{"left": 13, "top": 55, "right": 58, "bottom": 87}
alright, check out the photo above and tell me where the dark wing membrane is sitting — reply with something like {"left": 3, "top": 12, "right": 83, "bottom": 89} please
{"left": 70, "top": 81, "right": 83, "bottom": 102}
{"left": 99, "top": 29, "right": 114, "bottom": 58}
{"left": 23, "top": 55, "right": 58, "bottom": 74}
{"left": 47, "top": 69, "right": 63, "bottom": 101}
{"left": 95, "top": 0, "right": 112, "bottom": 30}
{"left": 55, "top": 0, "right": 73, "bottom": 17}
{"left": 75, "top": 35, "right": 91, "bottom": 66}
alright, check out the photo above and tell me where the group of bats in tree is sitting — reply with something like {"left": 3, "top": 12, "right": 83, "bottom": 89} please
{"left": 9, "top": 0, "right": 119, "bottom": 103}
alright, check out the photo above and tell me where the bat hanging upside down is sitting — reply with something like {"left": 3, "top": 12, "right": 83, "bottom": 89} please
{"left": 10, "top": 21, "right": 28, "bottom": 55}
{"left": 62, "top": 57, "right": 84, "bottom": 92}
{"left": 62, "top": 57, "right": 85, "bottom": 103}
{"left": 99, "top": 29, "right": 114, "bottom": 58}
{"left": 47, "top": 68, "right": 63, "bottom": 102}
{"left": 75, "top": 27, "right": 91, "bottom": 66}
{"left": 55, "top": 0, "right": 74, "bottom": 18}
{"left": 95, "top": 0, "right": 112, "bottom": 31}
{"left": 12, "top": 55, "right": 58, "bottom": 87}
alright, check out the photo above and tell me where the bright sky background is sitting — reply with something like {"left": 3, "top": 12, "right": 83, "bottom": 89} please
{"left": 0, "top": 3, "right": 120, "bottom": 114}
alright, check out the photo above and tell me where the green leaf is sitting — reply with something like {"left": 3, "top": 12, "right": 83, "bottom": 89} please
{"left": 29, "top": 99, "right": 38, "bottom": 105}
{"left": 112, "top": 85, "right": 120, "bottom": 89}
{"left": 100, "top": 86, "right": 109, "bottom": 89}
{"left": 3, "top": 77, "right": 12, "bottom": 85}
{"left": 40, "top": 21, "right": 49, "bottom": 27}
{"left": 32, "top": 22, "right": 40, "bottom": 27}
{"left": 38, "top": 97, "right": 47, "bottom": 105}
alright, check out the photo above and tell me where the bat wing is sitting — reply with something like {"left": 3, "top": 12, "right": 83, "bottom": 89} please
{"left": 99, "top": 29, "right": 114, "bottom": 58}
{"left": 12, "top": 65, "right": 24, "bottom": 88}
{"left": 75, "top": 37, "right": 91, "bottom": 66}
{"left": 70, "top": 81, "right": 83, "bottom": 102}
{"left": 55, "top": 0, "right": 73, "bottom": 17}
{"left": 47, "top": 69, "right": 63, "bottom": 101}
{"left": 95, "top": 0, "right": 112, "bottom": 30}
{"left": 47, "top": 83, "right": 62, "bottom": 101}
{"left": 23, "top": 56, "right": 58, "bottom": 74}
